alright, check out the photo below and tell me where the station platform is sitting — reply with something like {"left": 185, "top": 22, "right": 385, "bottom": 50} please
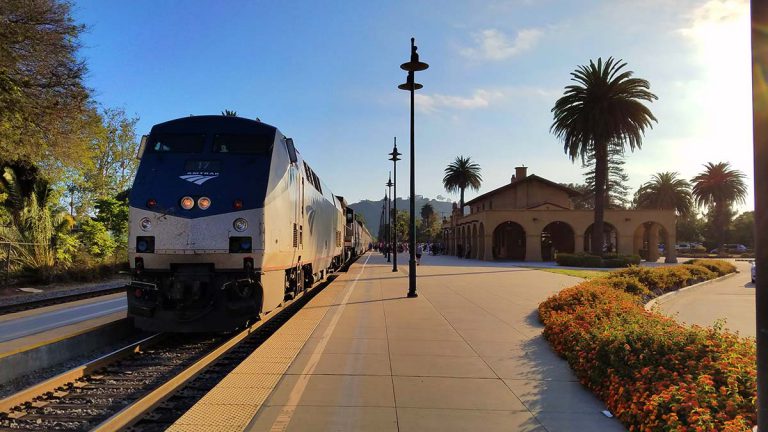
{"left": 0, "top": 293, "right": 129, "bottom": 383}
{"left": 171, "top": 252, "right": 626, "bottom": 432}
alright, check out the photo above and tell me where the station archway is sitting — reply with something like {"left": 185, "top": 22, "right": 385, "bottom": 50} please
{"left": 584, "top": 222, "right": 618, "bottom": 253}
{"left": 541, "top": 221, "right": 575, "bottom": 261}
{"left": 493, "top": 221, "right": 526, "bottom": 260}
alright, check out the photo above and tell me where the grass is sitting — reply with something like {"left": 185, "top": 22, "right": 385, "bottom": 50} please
{"left": 536, "top": 268, "right": 615, "bottom": 279}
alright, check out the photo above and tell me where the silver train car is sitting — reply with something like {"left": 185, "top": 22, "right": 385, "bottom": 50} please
{"left": 127, "top": 116, "right": 369, "bottom": 332}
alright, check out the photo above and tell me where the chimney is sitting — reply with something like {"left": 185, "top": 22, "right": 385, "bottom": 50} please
{"left": 515, "top": 165, "right": 527, "bottom": 179}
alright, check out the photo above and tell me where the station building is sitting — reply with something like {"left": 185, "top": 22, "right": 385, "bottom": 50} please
{"left": 441, "top": 166, "right": 677, "bottom": 263}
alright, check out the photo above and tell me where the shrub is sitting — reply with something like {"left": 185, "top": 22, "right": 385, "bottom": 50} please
{"left": 538, "top": 262, "right": 752, "bottom": 430}
{"left": 556, "top": 252, "right": 603, "bottom": 267}
{"left": 687, "top": 259, "right": 737, "bottom": 276}
{"left": 78, "top": 219, "right": 117, "bottom": 260}
{"left": 555, "top": 252, "right": 641, "bottom": 268}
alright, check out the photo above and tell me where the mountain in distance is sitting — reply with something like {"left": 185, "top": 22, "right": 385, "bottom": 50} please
{"left": 349, "top": 195, "right": 455, "bottom": 239}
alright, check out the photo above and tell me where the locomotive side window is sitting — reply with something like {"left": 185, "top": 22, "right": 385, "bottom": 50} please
{"left": 147, "top": 133, "right": 205, "bottom": 153}
{"left": 213, "top": 134, "right": 274, "bottom": 154}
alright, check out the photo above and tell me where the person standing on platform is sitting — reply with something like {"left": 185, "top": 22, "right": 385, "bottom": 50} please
{"left": 416, "top": 243, "right": 423, "bottom": 265}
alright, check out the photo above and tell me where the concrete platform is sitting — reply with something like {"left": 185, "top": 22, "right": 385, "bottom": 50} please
{"left": 174, "top": 252, "right": 627, "bottom": 432}
{"left": 0, "top": 293, "right": 129, "bottom": 382}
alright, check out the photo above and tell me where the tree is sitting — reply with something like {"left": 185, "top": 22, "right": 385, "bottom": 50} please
{"left": 676, "top": 213, "right": 705, "bottom": 243}
{"left": 559, "top": 183, "right": 593, "bottom": 209}
{"left": 443, "top": 156, "right": 482, "bottom": 208}
{"left": 582, "top": 143, "right": 631, "bottom": 209}
{"left": 691, "top": 162, "right": 747, "bottom": 250}
{"left": 79, "top": 107, "right": 139, "bottom": 209}
{"left": 221, "top": 110, "right": 238, "bottom": 116}
{"left": 730, "top": 211, "right": 754, "bottom": 248}
{"left": 0, "top": 0, "right": 92, "bottom": 170}
{"left": 420, "top": 203, "right": 435, "bottom": 223}
{"left": 551, "top": 57, "right": 657, "bottom": 255}
{"left": 633, "top": 172, "right": 693, "bottom": 216}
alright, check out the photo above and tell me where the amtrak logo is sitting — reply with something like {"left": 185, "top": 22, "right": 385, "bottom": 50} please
{"left": 180, "top": 174, "right": 218, "bottom": 185}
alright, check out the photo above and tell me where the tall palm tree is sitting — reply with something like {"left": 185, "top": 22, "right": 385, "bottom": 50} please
{"left": 691, "top": 162, "right": 747, "bottom": 250}
{"left": 634, "top": 172, "right": 693, "bottom": 216}
{"left": 551, "top": 57, "right": 657, "bottom": 255}
{"left": 221, "top": 110, "right": 238, "bottom": 116}
{"left": 443, "top": 156, "right": 482, "bottom": 209}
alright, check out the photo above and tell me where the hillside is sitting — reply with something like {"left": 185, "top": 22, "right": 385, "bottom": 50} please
{"left": 349, "top": 195, "right": 454, "bottom": 239}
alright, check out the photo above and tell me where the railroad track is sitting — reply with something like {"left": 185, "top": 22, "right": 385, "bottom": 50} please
{"left": 0, "top": 285, "right": 126, "bottom": 316}
{"left": 0, "top": 263, "right": 347, "bottom": 432}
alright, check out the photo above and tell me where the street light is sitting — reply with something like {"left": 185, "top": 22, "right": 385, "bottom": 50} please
{"left": 386, "top": 174, "right": 393, "bottom": 263}
{"left": 398, "top": 37, "right": 428, "bottom": 298}
{"left": 389, "top": 138, "right": 401, "bottom": 272}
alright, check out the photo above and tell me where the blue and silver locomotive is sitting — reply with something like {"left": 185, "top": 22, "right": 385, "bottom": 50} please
{"left": 127, "top": 115, "right": 370, "bottom": 332}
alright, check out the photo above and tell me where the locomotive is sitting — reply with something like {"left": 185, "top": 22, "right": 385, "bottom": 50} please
{"left": 126, "top": 115, "right": 371, "bottom": 332}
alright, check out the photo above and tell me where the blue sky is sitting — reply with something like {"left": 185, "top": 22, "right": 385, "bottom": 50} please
{"left": 73, "top": 0, "right": 754, "bottom": 214}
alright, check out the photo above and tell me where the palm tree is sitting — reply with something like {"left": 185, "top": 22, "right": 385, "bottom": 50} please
{"left": 551, "top": 57, "right": 657, "bottom": 255}
{"left": 420, "top": 203, "right": 435, "bottom": 223}
{"left": 221, "top": 110, "right": 238, "bottom": 116}
{"left": 443, "top": 156, "right": 482, "bottom": 209}
{"left": 691, "top": 162, "right": 747, "bottom": 250}
{"left": 634, "top": 172, "right": 693, "bottom": 216}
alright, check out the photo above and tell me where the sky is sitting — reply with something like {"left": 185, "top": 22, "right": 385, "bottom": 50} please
{"left": 72, "top": 0, "right": 755, "bottom": 215}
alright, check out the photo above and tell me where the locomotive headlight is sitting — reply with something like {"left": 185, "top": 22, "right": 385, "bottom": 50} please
{"left": 233, "top": 218, "right": 248, "bottom": 232}
{"left": 180, "top": 196, "right": 194, "bottom": 210}
{"left": 139, "top": 217, "right": 152, "bottom": 231}
{"left": 197, "top": 196, "right": 211, "bottom": 210}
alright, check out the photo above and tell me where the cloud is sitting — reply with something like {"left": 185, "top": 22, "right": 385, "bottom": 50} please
{"left": 414, "top": 86, "right": 557, "bottom": 114}
{"left": 415, "top": 89, "right": 504, "bottom": 113}
{"left": 461, "top": 28, "right": 543, "bottom": 61}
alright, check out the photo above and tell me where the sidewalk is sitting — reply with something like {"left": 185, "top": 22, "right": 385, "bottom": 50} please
{"left": 242, "top": 253, "right": 625, "bottom": 431}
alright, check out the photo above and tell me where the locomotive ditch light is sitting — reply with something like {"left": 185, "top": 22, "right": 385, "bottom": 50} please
{"left": 146, "top": 198, "right": 157, "bottom": 208}
{"left": 180, "top": 196, "right": 194, "bottom": 210}
{"left": 134, "top": 257, "right": 144, "bottom": 273}
{"left": 233, "top": 218, "right": 248, "bottom": 232}
{"left": 136, "top": 236, "right": 155, "bottom": 253}
{"left": 198, "top": 196, "right": 211, "bottom": 210}
{"left": 229, "top": 236, "right": 252, "bottom": 253}
{"left": 140, "top": 217, "right": 152, "bottom": 231}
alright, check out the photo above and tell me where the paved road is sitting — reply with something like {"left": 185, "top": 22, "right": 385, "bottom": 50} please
{"left": 656, "top": 260, "right": 755, "bottom": 337}
{"left": 0, "top": 295, "right": 127, "bottom": 343}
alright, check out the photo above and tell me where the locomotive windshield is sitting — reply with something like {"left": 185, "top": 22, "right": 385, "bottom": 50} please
{"left": 213, "top": 134, "right": 274, "bottom": 154}
{"left": 146, "top": 133, "right": 206, "bottom": 153}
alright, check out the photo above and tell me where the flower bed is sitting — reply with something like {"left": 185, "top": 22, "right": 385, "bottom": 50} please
{"left": 538, "top": 260, "right": 755, "bottom": 431}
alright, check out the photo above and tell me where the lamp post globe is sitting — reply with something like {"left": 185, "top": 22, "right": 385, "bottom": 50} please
{"left": 398, "top": 37, "right": 428, "bottom": 299}
{"left": 389, "top": 138, "right": 401, "bottom": 272}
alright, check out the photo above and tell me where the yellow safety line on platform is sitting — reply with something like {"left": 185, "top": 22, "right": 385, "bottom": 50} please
{"left": 268, "top": 254, "right": 370, "bottom": 432}
{"left": 167, "top": 254, "right": 371, "bottom": 432}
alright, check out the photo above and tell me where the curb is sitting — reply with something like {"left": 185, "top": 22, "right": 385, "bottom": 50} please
{"left": 644, "top": 272, "right": 738, "bottom": 311}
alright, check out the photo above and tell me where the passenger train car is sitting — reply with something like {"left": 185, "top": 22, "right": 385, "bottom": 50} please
{"left": 127, "top": 116, "right": 370, "bottom": 332}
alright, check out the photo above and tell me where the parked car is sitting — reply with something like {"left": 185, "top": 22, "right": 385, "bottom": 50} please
{"left": 752, "top": 261, "right": 756, "bottom": 283}
{"left": 710, "top": 244, "right": 748, "bottom": 254}
{"left": 675, "top": 242, "right": 706, "bottom": 253}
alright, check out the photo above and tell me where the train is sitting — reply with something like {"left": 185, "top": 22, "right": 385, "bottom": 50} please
{"left": 126, "top": 115, "right": 372, "bottom": 332}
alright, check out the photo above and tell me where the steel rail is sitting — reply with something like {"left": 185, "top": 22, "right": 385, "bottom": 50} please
{"left": 0, "top": 333, "right": 163, "bottom": 413}
{"left": 91, "top": 311, "right": 275, "bottom": 431}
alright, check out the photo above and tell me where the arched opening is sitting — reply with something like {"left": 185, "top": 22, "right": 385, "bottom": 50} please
{"left": 478, "top": 223, "right": 485, "bottom": 260}
{"left": 633, "top": 221, "right": 669, "bottom": 262}
{"left": 584, "top": 222, "right": 618, "bottom": 253}
{"left": 492, "top": 221, "right": 526, "bottom": 260}
{"left": 471, "top": 225, "right": 478, "bottom": 259}
{"left": 541, "top": 221, "right": 575, "bottom": 261}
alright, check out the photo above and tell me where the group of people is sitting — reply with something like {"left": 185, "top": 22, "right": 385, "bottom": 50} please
{"left": 372, "top": 242, "right": 446, "bottom": 265}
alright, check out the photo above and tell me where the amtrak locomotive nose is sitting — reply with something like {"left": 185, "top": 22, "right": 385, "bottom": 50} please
{"left": 127, "top": 115, "right": 371, "bottom": 333}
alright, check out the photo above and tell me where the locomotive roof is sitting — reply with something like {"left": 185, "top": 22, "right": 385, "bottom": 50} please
{"left": 150, "top": 115, "right": 278, "bottom": 135}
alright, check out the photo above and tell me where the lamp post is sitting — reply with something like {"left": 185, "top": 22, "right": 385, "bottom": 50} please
{"left": 386, "top": 175, "right": 393, "bottom": 263}
{"left": 389, "top": 138, "right": 401, "bottom": 272}
{"left": 398, "top": 37, "right": 428, "bottom": 298}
